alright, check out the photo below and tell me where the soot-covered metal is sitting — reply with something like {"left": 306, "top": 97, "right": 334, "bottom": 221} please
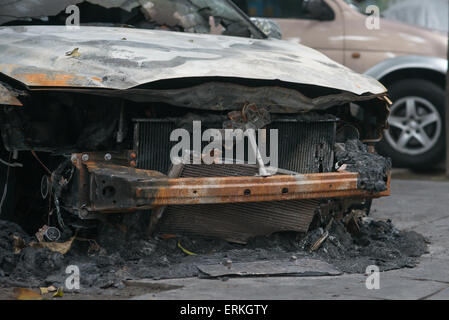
{"left": 0, "top": 15, "right": 391, "bottom": 245}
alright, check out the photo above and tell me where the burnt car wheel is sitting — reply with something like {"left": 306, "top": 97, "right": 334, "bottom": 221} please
{"left": 377, "top": 79, "right": 445, "bottom": 168}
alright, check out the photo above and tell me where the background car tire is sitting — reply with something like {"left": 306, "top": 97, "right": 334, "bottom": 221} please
{"left": 376, "top": 79, "right": 446, "bottom": 169}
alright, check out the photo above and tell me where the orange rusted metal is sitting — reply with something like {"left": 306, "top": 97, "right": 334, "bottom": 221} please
{"left": 136, "top": 171, "right": 390, "bottom": 206}
{"left": 11, "top": 73, "right": 102, "bottom": 87}
{"left": 71, "top": 151, "right": 142, "bottom": 171}
{"left": 0, "top": 64, "right": 103, "bottom": 87}
{"left": 74, "top": 161, "right": 390, "bottom": 213}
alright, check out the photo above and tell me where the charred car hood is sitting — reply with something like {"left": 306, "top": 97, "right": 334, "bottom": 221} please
{"left": 0, "top": 25, "right": 386, "bottom": 96}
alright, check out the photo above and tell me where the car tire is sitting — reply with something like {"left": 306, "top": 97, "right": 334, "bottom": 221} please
{"left": 376, "top": 79, "right": 446, "bottom": 169}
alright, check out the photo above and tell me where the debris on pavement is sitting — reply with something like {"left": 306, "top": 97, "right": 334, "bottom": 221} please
{"left": 222, "top": 259, "right": 233, "bottom": 269}
{"left": 12, "top": 234, "right": 75, "bottom": 255}
{"left": 13, "top": 235, "right": 26, "bottom": 254}
{"left": 29, "top": 237, "right": 75, "bottom": 255}
{"left": 177, "top": 241, "right": 197, "bottom": 256}
{"left": 13, "top": 288, "right": 43, "bottom": 301}
{"left": 12, "top": 286, "right": 63, "bottom": 300}
{"left": 40, "top": 285, "right": 57, "bottom": 295}
{"left": 309, "top": 231, "right": 329, "bottom": 252}
{"left": 52, "top": 287, "right": 64, "bottom": 298}
{"left": 0, "top": 215, "right": 428, "bottom": 292}
{"left": 196, "top": 259, "right": 341, "bottom": 278}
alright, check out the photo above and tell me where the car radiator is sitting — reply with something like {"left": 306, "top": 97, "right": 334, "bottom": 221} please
{"left": 133, "top": 117, "right": 336, "bottom": 243}
{"left": 134, "top": 118, "right": 336, "bottom": 174}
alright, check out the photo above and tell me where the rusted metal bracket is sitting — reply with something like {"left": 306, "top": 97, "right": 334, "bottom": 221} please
{"left": 69, "top": 151, "right": 139, "bottom": 217}
{"left": 66, "top": 160, "right": 390, "bottom": 215}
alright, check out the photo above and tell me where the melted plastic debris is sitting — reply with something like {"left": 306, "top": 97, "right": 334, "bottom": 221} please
{"left": 0, "top": 215, "right": 427, "bottom": 290}
{"left": 335, "top": 139, "right": 392, "bottom": 192}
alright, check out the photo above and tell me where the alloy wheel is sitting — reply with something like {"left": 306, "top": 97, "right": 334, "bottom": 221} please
{"left": 385, "top": 96, "right": 442, "bottom": 156}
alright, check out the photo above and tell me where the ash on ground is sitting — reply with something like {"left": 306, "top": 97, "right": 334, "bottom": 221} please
{"left": 0, "top": 213, "right": 428, "bottom": 292}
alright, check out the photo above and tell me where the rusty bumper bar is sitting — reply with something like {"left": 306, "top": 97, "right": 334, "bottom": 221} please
{"left": 71, "top": 161, "right": 390, "bottom": 214}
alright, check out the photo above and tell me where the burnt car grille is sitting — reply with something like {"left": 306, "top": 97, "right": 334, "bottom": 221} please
{"left": 134, "top": 117, "right": 335, "bottom": 243}
{"left": 134, "top": 118, "right": 336, "bottom": 174}
{"left": 157, "top": 199, "right": 320, "bottom": 244}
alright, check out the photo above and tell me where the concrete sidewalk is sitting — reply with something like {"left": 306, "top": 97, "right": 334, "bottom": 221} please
{"left": 131, "top": 179, "right": 449, "bottom": 300}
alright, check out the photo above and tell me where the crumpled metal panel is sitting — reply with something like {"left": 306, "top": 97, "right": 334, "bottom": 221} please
{"left": 0, "top": 25, "right": 386, "bottom": 96}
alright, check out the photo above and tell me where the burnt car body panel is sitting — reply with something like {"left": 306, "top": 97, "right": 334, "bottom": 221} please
{"left": 0, "top": 26, "right": 385, "bottom": 96}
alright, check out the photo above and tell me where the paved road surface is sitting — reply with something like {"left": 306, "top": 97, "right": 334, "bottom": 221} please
{"left": 1, "top": 178, "right": 447, "bottom": 300}
{"left": 130, "top": 179, "right": 449, "bottom": 300}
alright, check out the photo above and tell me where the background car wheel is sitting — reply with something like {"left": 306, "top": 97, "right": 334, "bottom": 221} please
{"left": 376, "top": 79, "right": 446, "bottom": 169}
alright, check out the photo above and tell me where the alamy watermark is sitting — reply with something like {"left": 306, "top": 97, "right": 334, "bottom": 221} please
{"left": 65, "top": 5, "right": 80, "bottom": 30}
{"left": 365, "top": 5, "right": 380, "bottom": 30}
{"left": 169, "top": 121, "right": 279, "bottom": 174}
{"left": 65, "top": 265, "right": 80, "bottom": 290}
{"left": 365, "top": 265, "right": 380, "bottom": 290}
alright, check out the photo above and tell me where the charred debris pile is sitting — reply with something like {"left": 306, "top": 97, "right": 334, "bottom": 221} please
{"left": 0, "top": 213, "right": 427, "bottom": 289}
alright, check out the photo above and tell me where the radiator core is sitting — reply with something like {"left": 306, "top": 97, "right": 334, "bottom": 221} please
{"left": 133, "top": 117, "right": 336, "bottom": 243}
{"left": 134, "top": 118, "right": 336, "bottom": 174}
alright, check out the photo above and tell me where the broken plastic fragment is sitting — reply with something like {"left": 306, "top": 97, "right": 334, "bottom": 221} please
{"left": 29, "top": 236, "right": 75, "bottom": 255}
{"left": 39, "top": 285, "right": 57, "bottom": 295}
{"left": 52, "top": 287, "right": 64, "bottom": 298}
{"left": 13, "top": 235, "right": 26, "bottom": 254}
{"left": 177, "top": 240, "right": 197, "bottom": 256}
{"left": 310, "top": 231, "right": 329, "bottom": 252}
{"left": 35, "top": 224, "right": 49, "bottom": 242}
{"left": 65, "top": 48, "right": 80, "bottom": 57}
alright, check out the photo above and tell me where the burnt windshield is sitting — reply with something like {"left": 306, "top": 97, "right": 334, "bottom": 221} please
{"left": 0, "top": 0, "right": 266, "bottom": 38}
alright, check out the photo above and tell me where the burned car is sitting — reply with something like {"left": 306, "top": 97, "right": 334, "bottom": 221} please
{"left": 0, "top": 0, "right": 391, "bottom": 244}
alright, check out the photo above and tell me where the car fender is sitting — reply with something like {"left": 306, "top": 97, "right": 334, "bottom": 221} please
{"left": 364, "top": 55, "right": 448, "bottom": 81}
